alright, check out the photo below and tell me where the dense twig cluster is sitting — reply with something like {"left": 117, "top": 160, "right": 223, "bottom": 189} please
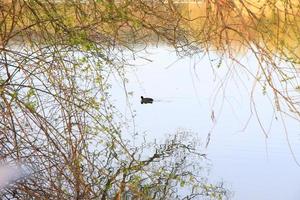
{"left": 0, "top": 0, "right": 231, "bottom": 199}
{"left": 1, "top": 0, "right": 299, "bottom": 198}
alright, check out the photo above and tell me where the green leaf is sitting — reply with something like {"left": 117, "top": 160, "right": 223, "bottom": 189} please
{"left": 25, "top": 102, "right": 36, "bottom": 112}
{"left": 26, "top": 88, "right": 35, "bottom": 98}
{"left": 180, "top": 180, "right": 185, "bottom": 187}
{"left": 10, "top": 91, "right": 18, "bottom": 101}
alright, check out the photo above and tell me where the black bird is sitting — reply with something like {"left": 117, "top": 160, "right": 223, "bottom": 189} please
{"left": 141, "top": 96, "right": 153, "bottom": 104}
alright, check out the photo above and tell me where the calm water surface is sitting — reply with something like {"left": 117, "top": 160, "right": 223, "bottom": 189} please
{"left": 111, "top": 47, "right": 300, "bottom": 200}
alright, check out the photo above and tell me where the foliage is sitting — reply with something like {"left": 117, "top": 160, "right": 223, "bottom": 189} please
{"left": 1, "top": 0, "right": 299, "bottom": 198}
{"left": 0, "top": 0, "right": 232, "bottom": 199}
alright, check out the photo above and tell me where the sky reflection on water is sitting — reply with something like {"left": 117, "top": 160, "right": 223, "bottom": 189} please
{"left": 111, "top": 47, "right": 300, "bottom": 200}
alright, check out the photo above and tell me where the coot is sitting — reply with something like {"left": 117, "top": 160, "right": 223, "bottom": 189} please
{"left": 141, "top": 96, "right": 153, "bottom": 104}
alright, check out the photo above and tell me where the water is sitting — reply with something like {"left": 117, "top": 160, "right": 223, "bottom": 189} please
{"left": 110, "top": 47, "right": 300, "bottom": 199}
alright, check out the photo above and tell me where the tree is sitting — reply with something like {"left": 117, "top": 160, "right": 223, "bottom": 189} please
{"left": 1, "top": 0, "right": 299, "bottom": 198}
{"left": 0, "top": 0, "right": 230, "bottom": 199}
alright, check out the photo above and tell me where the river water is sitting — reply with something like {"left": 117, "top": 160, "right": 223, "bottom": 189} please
{"left": 110, "top": 46, "right": 300, "bottom": 200}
